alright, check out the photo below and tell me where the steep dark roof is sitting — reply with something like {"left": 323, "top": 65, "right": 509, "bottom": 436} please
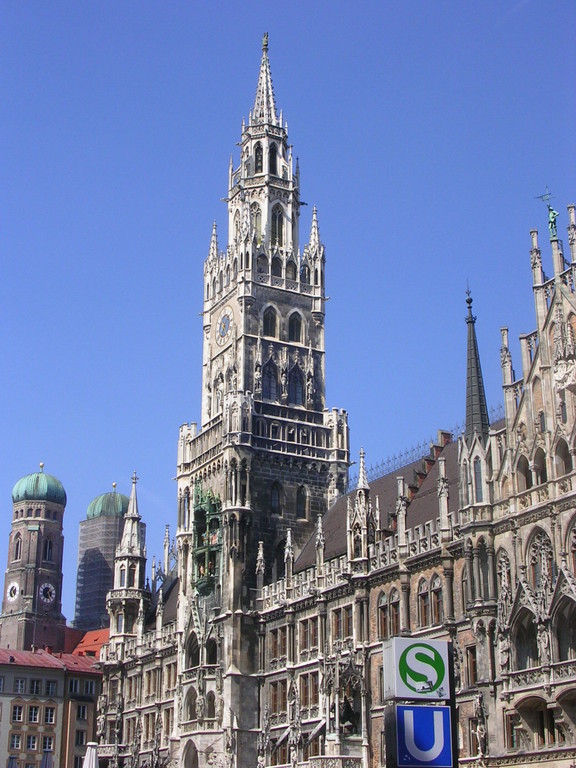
{"left": 295, "top": 440, "right": 459, "bottom": 572}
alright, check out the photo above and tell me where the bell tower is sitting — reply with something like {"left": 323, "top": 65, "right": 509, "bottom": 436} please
{"left": 178, "top": 35, "right": 349, "bottom": 583}
{"left": 0, "top": 465, "right": 67, "bottom": 651}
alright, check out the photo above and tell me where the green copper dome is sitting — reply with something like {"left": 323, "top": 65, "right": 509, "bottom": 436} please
{"left": 12, "top": 471, "right": 67, "bottom": 506}
{"left": 87, "top": 491, "right": 130, "bottom": 520}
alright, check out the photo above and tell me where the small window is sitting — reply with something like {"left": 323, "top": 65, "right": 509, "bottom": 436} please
{"left": 43, "top": 538, "right": 53, "bottom": 561}
{"left": 75, "top": 730, "right": 87, "bottom": 746}
{"left": 13, "top": 535, "right": 22, "bottom": 561}
{"left": 30, "top": 679, "right": 41, "bottom": 695}
{"left": 77, "top": 704, "right": 87, "bottom": 720}
{"left": 84, "top": 679, "right": 95, "bottom": 695}
{"left": 288, "top": 313, "right": 302, "bottom": 343}
{"left": 12, "top": 704, "right": 23, "bottom": 722}
{"left": 46, "top": 680, "right": 57, "bottom": 696}
{"left": 44, "top": 707, "right": 56, "bottom": 724}
{"left": 271, "top": 206, "right": 284, "bottom": 246}
{"left": 69, "top": 678, "right": 80, "bottom": 694}
{"left": 271, "top": 482, "right": 283, "bottom": 516}
{"left": 10, "top": 734, "right": 21, "bottom": 750}
{"left": 26, "top": 735, "right": 38, "bottom": 751}
{"left": 296, "top": 486, "right": 308, "bottom": 519}
{"left": 263, "top": 307, "right": 277, "bottom": 337}
{"left": 28, "top": 705, "right": 39, "bottom": 723}
{"left": 43, "top": 736, "right": 54, "bottom": 752}
{"left": 255, "top": 143, "right": 263, "bottom": 173}
{"left": 466, "top": 646, "right": 477, "bottom": 685}
{"left": 14, "top": 677, "right": 25, "bottom": 694}
{"left": 120, "top": 567, "right": 126, "bottom": 587}
{"left": 269, "top": 143, "right": 278, "bottom": 175}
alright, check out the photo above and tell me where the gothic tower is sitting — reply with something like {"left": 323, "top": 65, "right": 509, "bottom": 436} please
{"left": 0, "top": 465, "right": 67, "bottom": 651}
{"left": 174, "top": 35, "right": 350, "bottom": 767}
{"left": 106, "top": 473, "right": 149, "bottom": 662}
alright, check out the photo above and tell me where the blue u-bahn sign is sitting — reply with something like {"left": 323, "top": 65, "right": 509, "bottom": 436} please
{"left": 395, "top": 704, "right": 453, "bottom": 768}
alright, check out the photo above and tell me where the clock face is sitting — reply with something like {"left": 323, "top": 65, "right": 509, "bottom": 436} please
{"left": 40, "top": 582, "right": 56, "bottom": 604}
{"left": 7, "top": 582, "right": 19, "bottom": 602}
{"left": 215, "top": 306, "right": 234, "bottom": 347}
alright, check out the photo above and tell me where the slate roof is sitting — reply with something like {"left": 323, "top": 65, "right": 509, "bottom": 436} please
{"left": 295, "top": 439, "right": 459, "bottom": 572}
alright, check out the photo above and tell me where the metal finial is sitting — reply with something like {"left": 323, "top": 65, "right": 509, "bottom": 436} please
{"left": 39, "top": 462, "right": 44, "bottom": 472}
{"left": 131, "top": 471, "right": 139, "bottom": 484}
{"left": 262, "top": 32, "right": 268, "bottom": 52}
{"left": 112, "top": 482, "right": 117, "bottom": 492}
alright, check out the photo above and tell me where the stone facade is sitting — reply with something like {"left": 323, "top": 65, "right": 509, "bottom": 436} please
{"left": 96, "top": 36, "right": 576, "bottom": 768}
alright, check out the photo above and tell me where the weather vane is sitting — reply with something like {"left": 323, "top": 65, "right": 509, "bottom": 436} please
{"left": 535, "top": 186, "right": 559, "bottom": 240}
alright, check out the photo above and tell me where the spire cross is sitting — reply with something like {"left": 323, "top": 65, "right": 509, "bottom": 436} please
{"left": 131, "top": 471, "right": 139, "bottom": 485}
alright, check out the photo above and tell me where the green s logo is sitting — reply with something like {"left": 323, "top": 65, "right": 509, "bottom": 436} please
{"left": 399, "top": 642, "right": 446, "bottom": 693}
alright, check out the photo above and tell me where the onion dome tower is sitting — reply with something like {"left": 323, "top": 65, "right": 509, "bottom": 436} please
{"left": 74, "top": 484, "right": 130, "bottom": 630}
{"left": 0, "top": 464, "right": 67, "bottom": 651}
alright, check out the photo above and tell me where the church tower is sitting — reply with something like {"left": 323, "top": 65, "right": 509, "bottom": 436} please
{"left": 174, "top": 35, "right": 350, "bottom": 767}
{"left": 0, "top": 465, "right": 67, "bottom": 651}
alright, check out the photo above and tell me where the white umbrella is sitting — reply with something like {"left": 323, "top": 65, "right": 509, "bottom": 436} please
{"left": 82, "top": 743, "right": 99, "bottom": 768}
{"left": 39, "top": 751, "right": 54, "bottom": 768}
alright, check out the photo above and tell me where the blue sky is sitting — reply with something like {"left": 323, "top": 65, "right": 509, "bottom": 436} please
{"left": 1, "top": 2, "right": 574, "bottom": 622}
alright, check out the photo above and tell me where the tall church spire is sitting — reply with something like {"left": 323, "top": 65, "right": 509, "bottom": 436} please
{"left": 465, "top": 291, "right": 490, "bottom": 446}
{"left": 252, "top": 32, "right": 278, "bottom": 126}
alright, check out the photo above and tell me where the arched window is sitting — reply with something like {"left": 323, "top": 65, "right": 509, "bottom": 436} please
{"left": 555, "top": 439, "right": 572, "bottom": 476}
{"left": 556, "top": 599, "right": 576, "bottom": 660}
{"left": 250, "top": 203, "right": 261, "bottom": 238}
{"left": 418, "top": 579, "right": 430, "bottom": 627}
{"left": 263, "top": 307, "right": 277, "bottom": 337}
{"left": 286, "top": 261, "right": 297, "bottom": 280}
{"left": 233, "top": 210, "right": 240, "bottom": 243}
{"left": 255, "top": 143, "right": 263, "bottom": 173}
{"left": 269, "top": 143, "right": 278, "bottom": 175}
{"left": 187, "top": 633, "right": 200, "bottom": 669}
{"left": 117, "top": 613, "right": 124, "bottom": 633}
{"left": 473, "top": 457, "right": 483, "bottom": 503}
{"left": 389, "top": 590, "right": 400, "bottom": 636}
{"left": 13, "top": 535, "right": 22, "bottom": 561}
{"left": 186, "top": 688, "right": 197, "bottom": 721}
{"left": 296, "top": 486, "right": 308, "bottom": 519}
{"left": 218, "top": 272, "right": 223, "bottom": 293}
{"left": 43, "top": 539, "right": 53, "bottom": 562}
{"left": 378, "top": 593, "right": 388, "bottom": 640}
{"left": 257, "top": 254, "right": 269, "bottom": 275}
{"left": 431, "top": 575, "right": 443, "bottom": 624}
{"left": 119, "top": 567, "right": 126, "bottom": 587}
{"left": 271, "top": 482, "right": 283, "bottom": 516}
{"left": 288, "top": 365, "right": 304, "bottom": 406}
{"left": 206, "top": 282, "right": 210, "bottom": 300}
{"left": 461, "top": 461, "right": 469, "bottom": 505}
{"left": 271, "top": 206, "right": 284, "bottom": 246}
{"left": 533, "top": 447, "right": 547, "bottom": 485}
{"left": 206, "top": 691, "right": 216, "bottom": 720}
{"left": 517, "top": 455, "right": 532, "bottom": 491}
{"left": 128, "top": 564, "right": 136, "bottom": 588}
{"left": 262, "top": 361, "right": 278, "bottom": 400}
{"left": 477, "top": 539, "right": 489, "bottom": 601}
{"left": 288, "top": 313, "right": 302, "bottom": 343}
{"left": 513, "top": 611, "right": 538, "bottom": 670}
{"left": 271, "top": 257, "right": 282, "bottom": 277}
{"left": 301, "top": 264, "right": 310, "bottom": 284}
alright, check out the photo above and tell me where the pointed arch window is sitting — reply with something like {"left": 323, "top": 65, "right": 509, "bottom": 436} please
{"left": 263, "top": 307, "right": 277, "bottom": 337}
{"left": 378, "top": 593, "right": 389, "bottom": 640}
{"left": 271, "top": 206, "right": 284, "bottom": 246}
{"left": 301, "top": 264, "right": 310, "bottom": 284}
{"left": 390, "top": 590, "right": 400, "bottom": 636}
{"left": 533, "top": 447, "right": 547, "bottom": 485}
{"left": 288, "top": 365, "right": 304, "bottom": 406}
{"left": 556, "top": 599, "right": 576, "bottom": 661}
{"left": 473, "top": 457, "right": 483, "bottom": 503}
{"left": 255, "top": 143, "right": 263, "bottom": 173}
{"left": 117, "top": 613, "right": 124, "bottom": 633}
{"left": 271, "top": 257, "right": 282, "bottom": 277}
{"left": 288, "top": 312, "right": 302, "bottom": 343}
{"left": 128, "top": 564, "right": 136, "bottom": 588}
{"left": 13, "top": 534, "right": 22, "bottom": 561}
{"left": 517, "top": 455, "right": 532, "bottom": 491}
{"left": 555, "top": 439, "right": 572, "bottom": 476}
{"left": 187, "top": 633, "right": 200, "bottom": 669}
{"left": 234, "top": 210, "right": 241, "bottom": 243}
{"left": 262, "top": 360, "right": 278, "bottom": 401}
{"left": 431, "top": 574, "right": 443, "bottom": 624}
{"left": 119, "top": 567, "right": 126, "bottom": 587}
{"left": 286, "top": 261, "right": 297, "bottom": 281}
{"left": 513, "top": 611, "right": 538, "bottom": 670}
{"left": 269, "top": 143, "right": 278, "bottom": 175}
